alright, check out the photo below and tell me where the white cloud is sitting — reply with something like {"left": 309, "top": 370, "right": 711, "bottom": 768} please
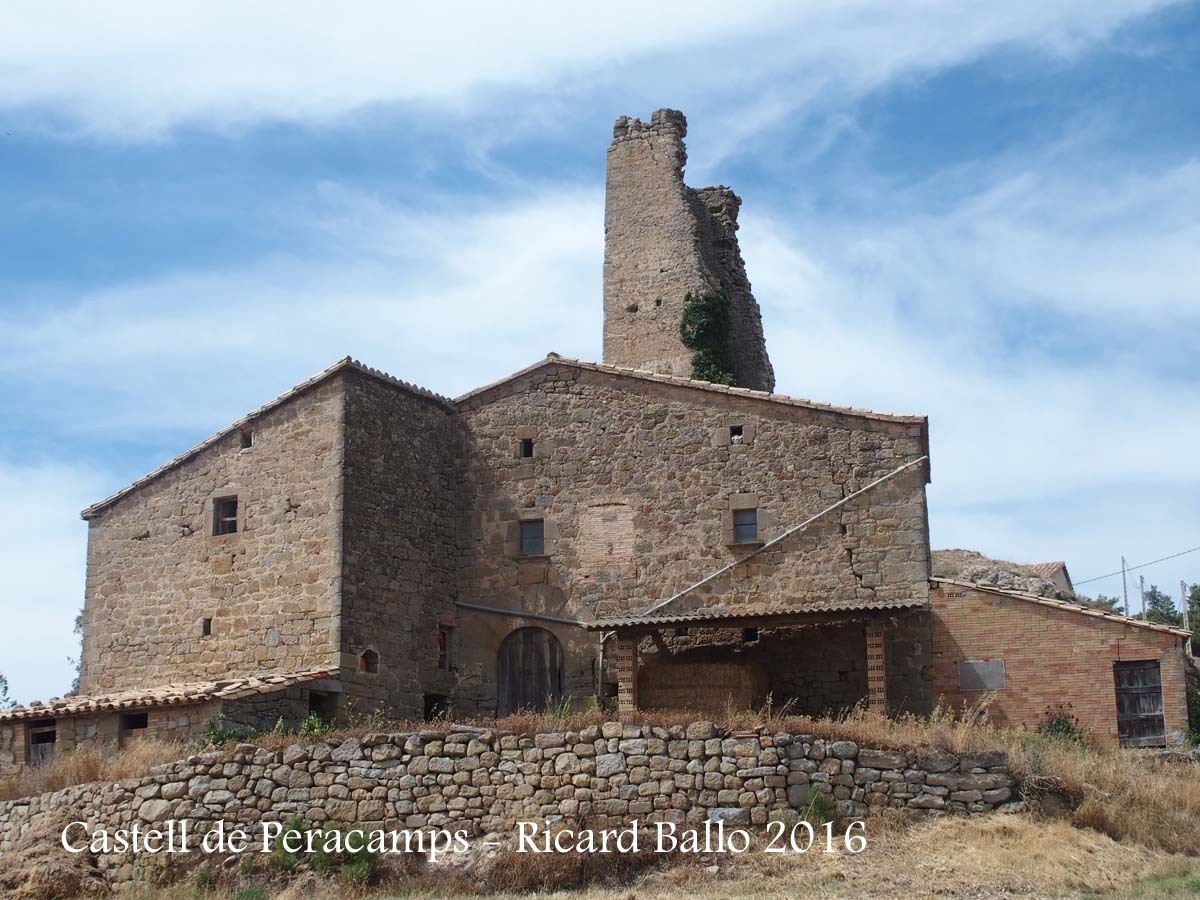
{"left": 0, "top": 461, "right": 100, "bottom": 705}
{"left": 0, "top": 1, "right": 1178, "bottom": 139}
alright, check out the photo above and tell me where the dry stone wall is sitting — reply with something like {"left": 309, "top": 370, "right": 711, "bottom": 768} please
{"left": 0, "top": 723, "right": 1016, "bottom": 889}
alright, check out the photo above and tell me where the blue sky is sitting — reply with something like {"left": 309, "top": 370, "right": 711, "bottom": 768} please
{"left": 2, "top": 1, "right": 1198, "bottom": 703}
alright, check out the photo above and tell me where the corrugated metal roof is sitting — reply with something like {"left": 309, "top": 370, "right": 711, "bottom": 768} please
{"left": 586, "top": 596, "right": 927, "bottom": 630}
{"left": 932, "top": 578, "right": 1192, "bottom": 638}
{"left": 0, "top": 667, "right": 339, "bottom": 723}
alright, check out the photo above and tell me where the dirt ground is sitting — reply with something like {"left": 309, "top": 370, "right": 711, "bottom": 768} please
{"left": 119, "top": 813, "right": 1199, "bottom": 900}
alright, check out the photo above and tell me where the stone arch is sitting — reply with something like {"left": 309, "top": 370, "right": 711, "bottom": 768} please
{"left": 495, "top": 627, "right": 565, "bottom": 718}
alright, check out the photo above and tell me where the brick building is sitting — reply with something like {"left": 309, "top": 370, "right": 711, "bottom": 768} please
{"left": 931, "top": 579, "right": 1190, "bottom": 747}
{"left": 0, "top": 109, "right": 1186, "bottom": 775}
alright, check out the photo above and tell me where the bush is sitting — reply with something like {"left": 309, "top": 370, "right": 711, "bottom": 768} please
{"left": 1038, "top": 703, "right": 1087, "bottom": 744}
{"left": 679, "top": 289, "right": 735, "bottom": 385}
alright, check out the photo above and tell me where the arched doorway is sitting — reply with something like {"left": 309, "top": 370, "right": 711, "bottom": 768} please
{"left": 496, "top": 627, "right": 565, "bottom": 717}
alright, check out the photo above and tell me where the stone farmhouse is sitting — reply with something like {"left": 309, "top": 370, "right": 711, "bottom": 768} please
{"left": 0, "top": 110, "right": 1189, "bottom": 777}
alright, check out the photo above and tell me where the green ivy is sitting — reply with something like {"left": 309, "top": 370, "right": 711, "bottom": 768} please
{"left": 679, "top": 289, "right": 735, "bottom": 385}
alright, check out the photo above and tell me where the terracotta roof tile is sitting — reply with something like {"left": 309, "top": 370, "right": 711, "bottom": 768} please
{"left": 587, "top": 596, "right": 926, "bottom": 630}
{"left": 0, "top": 667, "right": 339, "bottom": 723}
{"left": 932, "top": 578, "right": 1191, "bottom": 638}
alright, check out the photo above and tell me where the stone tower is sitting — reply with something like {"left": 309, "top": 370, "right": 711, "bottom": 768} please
{"left": 602, "top": 109, "right": 775, "bottom": 392}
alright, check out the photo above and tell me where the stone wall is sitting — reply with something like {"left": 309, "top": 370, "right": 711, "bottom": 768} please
{"left": 930, "top": 581, "right": 1189, "bottom": 747}
{"left": 602, "top": 109, "right": 774, "bottom": 391}
{"left": 454, "top": 362, "right": 930, "bottom": 715}
{"left": 0, "top": 723, "right": 1016, "bottom": 888}
{"left": 339, "top": 369, "right": 469, "bottom": 719}
{"left": 79, "top": 375, "right": 346, "bottom": 692}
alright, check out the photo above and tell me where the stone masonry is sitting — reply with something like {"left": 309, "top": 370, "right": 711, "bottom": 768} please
{"left": 603, "top": 109, "right": 775, "bottom": 391}
{"left": 0, "top": 723, "right": 1017, "bottom": 889}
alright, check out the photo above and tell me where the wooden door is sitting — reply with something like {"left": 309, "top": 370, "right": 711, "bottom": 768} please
{"left": 496, "top": 627, "right": 564, "bottom": 717}
{"left": 1114, "top": 660, "right": 1165, "bottom": 748}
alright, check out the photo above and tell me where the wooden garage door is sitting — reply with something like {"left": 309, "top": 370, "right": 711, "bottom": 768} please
{"left": 496, "top": 627, "right": 564, "bottom": 718}
{"left": 1113, "top": 660, "right": 1165, "bottom": 748}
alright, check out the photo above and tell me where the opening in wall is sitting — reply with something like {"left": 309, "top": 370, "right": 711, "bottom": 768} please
{"left": 201, "top": 617, "right": 212, "bottom": 637}
{"left": 742, "top": 627, "right": 759, "bottom": 643}
{"left": 308, "top": 690, "right": 338, "bottom": 723}
{"left": 27, "top": 719, "right": 56, "bottom": 768}
{"left": 733, "top": 508, "right": 758, "bottom": 543}
{"left": 519, "top": 519, "right": 545, "bottom": 556}
{"left": 520, "top": 438, "right": 534, "bottom": 458}
{"left": 424, "top": 694, "right": 450, "bottom": 722}
{"left": 212, "top": 496, "right": 238, "bottom": 535}
{"left": 437, "top": 627, "right": 453, "bottom": 670}
{"left": 729, "top": 425, "right": 744, "bottom": 445}
{"left": 358, "top": 649, "right": 379, "bottom": 674}
{"left": 239, "top": 429, "right": 253, "bottom": 449}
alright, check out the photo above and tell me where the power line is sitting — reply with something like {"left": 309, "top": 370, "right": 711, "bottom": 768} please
{"left": 1076, "top": 545, "right": 1200, "bottom": 587}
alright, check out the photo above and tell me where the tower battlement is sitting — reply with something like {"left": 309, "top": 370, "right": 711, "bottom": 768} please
{"left": 602, "top": 108, "right": 774, "bottom": 392}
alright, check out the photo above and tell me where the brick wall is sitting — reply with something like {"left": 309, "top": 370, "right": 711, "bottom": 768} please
{"left": 930, "top": 582, "right": 1188, "bottom": 746}
{"left": 79, "top": 377, "right": 345, "bottom": 692}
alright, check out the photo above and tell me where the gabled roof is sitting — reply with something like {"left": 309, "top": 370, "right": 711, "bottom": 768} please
{"left": 456, "top": 354, "right": 928, "bottom": 426}
{"left": 1025, "top": 561, "right": 1071, "bottom": 582}
{"left": 932, "top": 577, "right": 1191, "bottom": 638}
{"left": 81, "top": 357, "right": 453, "bottom": 519}
{"left": 0, "top": 667, "right": 340, "bottom": 723}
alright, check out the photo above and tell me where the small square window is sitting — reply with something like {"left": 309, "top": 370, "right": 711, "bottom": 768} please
{"left": 201, "top": 617, "right": 212, "bottom": 637}
{"left": 213, "top": 497, "right": 238, "bottom": 535}
{"left": 519, "top": 519, "right": 545, "bottom": 556}
{"left": 239, "top": 429, "right": 253, "bottom": 449}
{"left": 674, "top": 627, "right": 689, "bottom": 638}
{"left": 520, "top": 438, "right": 534, "bottom": 458}
{"left": 120, "top": 712, "right": 148, "bottom": 732}
{"left": 729, "top": 425, "right": 744, "bottom": 445}
{"left": 742, "top": 627, "right": 759, "bottom": 643}
{"left": 733, "top": 508, "right": 758, "bottom": 543}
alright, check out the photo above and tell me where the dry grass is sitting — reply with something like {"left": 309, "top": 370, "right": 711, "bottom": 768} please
{"left": 0, "top": 738, "right": 186, "bottom": 802}
{"left": 113, "top": 815, "right": 1199, "bottom": 900}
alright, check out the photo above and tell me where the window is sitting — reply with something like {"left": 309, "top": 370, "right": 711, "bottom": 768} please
{"left": 201, "top": 617, "right": 212, "bottom": 637}
{"left": 437, "top": 627, "right": 452, "bottom": 670}
{"left": 674, "top": 627, "right": 689, "bottom": 638}
{"left": 729, "top": 425, "right": 744, "bottom": 445}
{"left": 519, "top": 519, "right": 545, "bottom": 556}
{"left": 733, "top": 508, "right": 758, "bottom": 543}
{"left": 424, "top": 694, "right": 450, "bottom": 721}
{"left": 28, "top": 720, "right": 57, "bottom": 768}
{"left": 239, "top": 429, "right": 253, "bottom": 449}
{"left": 958, "top": 659, "right": 1006, "bottom": 692}
{"left": 121, "top": 712, "right": 148, "bottom": 731}
{"left": 742, "top": 627, "right": 759, "bottom": 643}
{"left": 358, "top": 649, "right": 379, "bottom": 674}
{"left": 212, "top": 496, "right": 238, "bottom": 535}
{"left": 308, "top": 690, "right": 337, "bottom": 723}
{"left": 520, "top": 438, "right": 534, "bottom": 458}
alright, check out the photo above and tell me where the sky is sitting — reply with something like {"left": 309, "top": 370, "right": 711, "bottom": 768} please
{"left": 1, "top": 2, "right": 1198, "bottom": 704}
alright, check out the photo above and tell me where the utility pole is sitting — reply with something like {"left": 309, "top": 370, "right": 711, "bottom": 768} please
{"left": 1139, "top": 575, "right": 1146, "bottom": 620}
{"left": 1183, "top": 580, "right": 1191, "bottom": 636}
{"left": 1121, "top": 557, "right": 1130, "bottom": 617}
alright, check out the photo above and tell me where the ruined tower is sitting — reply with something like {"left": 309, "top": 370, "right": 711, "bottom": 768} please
{"left": 602, "top": 109, "right": 775, "bottom": 392}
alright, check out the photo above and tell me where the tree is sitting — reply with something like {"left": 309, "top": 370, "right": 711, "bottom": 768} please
{"left": 66, "top": 607, "right": 84, "bottom": 695}
{"left": 1084, "top": 594, "right": 1123, "bottom": 613}
{"left": 0, "top": 672, "right": 13, "bottom": 710}
{"left": 1144, "top": 584, "right": 1183, "bottom": 627}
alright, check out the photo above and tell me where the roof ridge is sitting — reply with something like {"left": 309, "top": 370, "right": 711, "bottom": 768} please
{"left": 81, "top": 358, "right": 453, "bottom": 519}
{"left": 932, "top": 577, "right": 1191, "bottom": 638}
{"left": 456, "top": 354, "right": 928, "bottom": 424}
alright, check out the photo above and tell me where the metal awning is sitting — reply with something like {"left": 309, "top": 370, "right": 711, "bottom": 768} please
{"left": 586, "top": 596, "right": 926, "bottom": 632}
